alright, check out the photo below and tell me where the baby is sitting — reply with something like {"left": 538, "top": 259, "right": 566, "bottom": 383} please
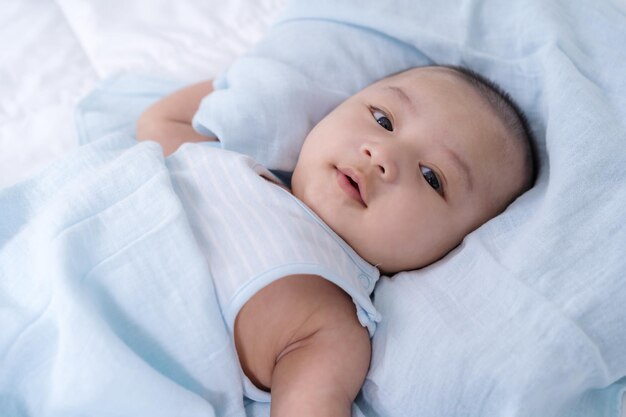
{"left": 137, "top": 65, "right": 535, "bottom": 417}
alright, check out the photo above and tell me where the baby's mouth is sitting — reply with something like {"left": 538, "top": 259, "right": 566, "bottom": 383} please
{"left": 336, "top": 167, "right": 367, "bottom": 207}
{"left": 347, "top": 176, "right": 359, "bottom": 191}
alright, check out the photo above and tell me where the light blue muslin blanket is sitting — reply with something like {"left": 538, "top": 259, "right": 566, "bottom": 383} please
{"left": 0, "top": 131, "right": 248, "bottom": 416}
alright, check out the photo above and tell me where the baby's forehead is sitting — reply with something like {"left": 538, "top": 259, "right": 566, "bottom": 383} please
{"left": 384, "top": 67, "right": 485, "bottom": 100}
{"left": 376, "top": 68, "right": 503, "bottom": 130}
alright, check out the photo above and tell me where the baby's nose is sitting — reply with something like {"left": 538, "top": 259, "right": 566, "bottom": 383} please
{"left": 360, "top": 142, "right": 399, "bottom": 183}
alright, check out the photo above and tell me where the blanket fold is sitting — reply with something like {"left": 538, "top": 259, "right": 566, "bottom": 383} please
{"left": 0, "top": 134, "right": 245, "bottom": 417}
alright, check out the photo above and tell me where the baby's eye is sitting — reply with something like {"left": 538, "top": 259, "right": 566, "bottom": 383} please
{"left": 371, "top": 108, "right": 393, "bottom": 131}
{"left": 420, "top": 165, "right": 443, "bottom": 195}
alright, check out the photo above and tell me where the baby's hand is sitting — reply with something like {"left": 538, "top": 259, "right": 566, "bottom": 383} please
{"left": 136, "top": 80, "right": 217, "bottom": 156}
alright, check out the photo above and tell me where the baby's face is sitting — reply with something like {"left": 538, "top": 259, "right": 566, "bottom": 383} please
{"left": 291, "top": 67, "right": 525, "bottom": 274}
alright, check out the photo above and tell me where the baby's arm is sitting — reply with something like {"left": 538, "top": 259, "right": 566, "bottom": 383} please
{"left": 136, "top": 80, "right": 217, "bottom": 156}
{"left": 235, "top": 275, "right": 371, "bottom": 417}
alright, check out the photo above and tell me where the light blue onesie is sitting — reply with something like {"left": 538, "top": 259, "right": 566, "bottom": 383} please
{"left": 165, "top": 143, "right": 381, "bottom": 402}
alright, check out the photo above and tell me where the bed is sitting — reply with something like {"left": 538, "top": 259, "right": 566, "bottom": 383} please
{"left": 2, "top": 1, "right": 625, "bottom": 416}
{"left": 0, "top": 0, "right": 284, "bottom": 189}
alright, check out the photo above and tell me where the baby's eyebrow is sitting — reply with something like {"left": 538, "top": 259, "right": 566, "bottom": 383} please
{"left": 385, "top": 85, "right": 416, "bottom": 113}
{"left": 442, "top": 143, "right": 474, "bottom": 192}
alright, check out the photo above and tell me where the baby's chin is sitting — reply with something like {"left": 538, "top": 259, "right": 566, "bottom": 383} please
{"left": 357, "top": 239, "right": 462, "bottom": 275}
{"left": 348, "top": 245, "right": 418, "bottom": 276}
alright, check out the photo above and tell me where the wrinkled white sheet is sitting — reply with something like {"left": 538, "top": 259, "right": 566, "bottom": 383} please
{"left": 0, "top": 0, "right": 285, "bottom": 188}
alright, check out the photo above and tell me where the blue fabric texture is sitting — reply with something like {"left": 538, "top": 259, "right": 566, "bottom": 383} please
{"left": 0, "top": 133, "right": 246, "bottom": 416}
{"left": 75, "top": 74, "right": 184, "bottom": 145}
{"left": 191, "top": 0, "right": 626, "bottom": 416}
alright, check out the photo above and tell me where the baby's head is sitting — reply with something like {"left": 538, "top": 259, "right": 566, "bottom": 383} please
{"left": 291, "top": 65, "right": 536, "bottom": 274}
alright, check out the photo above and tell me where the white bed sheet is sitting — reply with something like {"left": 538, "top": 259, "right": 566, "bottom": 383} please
{"left": 1, "top": 1, "right": 624, "bottom": 416}
{"left": 0, "top": 0, "right": 285, "bottom": 188}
